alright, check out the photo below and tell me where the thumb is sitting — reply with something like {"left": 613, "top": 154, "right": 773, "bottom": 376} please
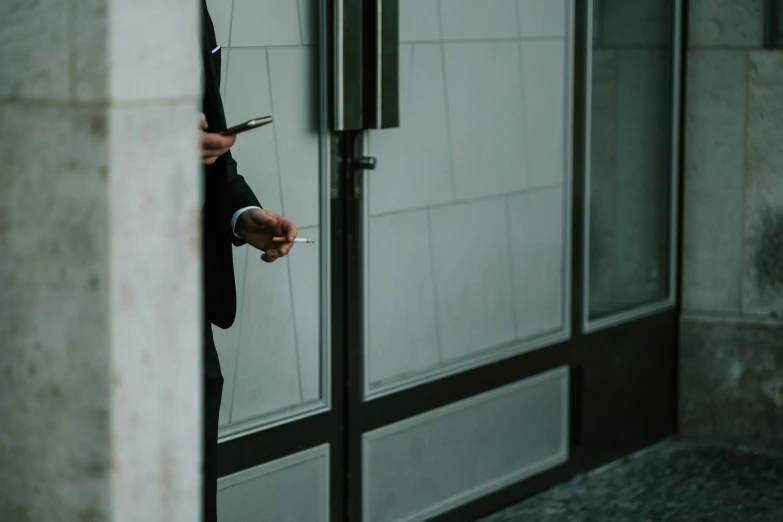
{"left": 198, "top": 112, "right": 208, "bottom": 130}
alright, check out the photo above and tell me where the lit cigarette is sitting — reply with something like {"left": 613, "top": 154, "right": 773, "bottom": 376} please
{"left": 273, "top": 237, "right": 316, "bottom": 244}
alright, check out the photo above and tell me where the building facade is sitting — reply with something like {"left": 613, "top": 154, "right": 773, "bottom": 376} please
{"left": 2, "top": 0, "right": 781, "bottom": 521}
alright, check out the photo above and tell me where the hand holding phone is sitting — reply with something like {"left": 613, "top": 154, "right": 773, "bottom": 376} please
{"left": 220, "top": 116, "right": 274, "bottom": 136}
{"left": 199, "top": 112, "right": 234, "bottom": 165}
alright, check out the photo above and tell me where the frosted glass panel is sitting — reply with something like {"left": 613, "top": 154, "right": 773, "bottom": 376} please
{"left": 518, "top": 0, "right": 568, "bottom": 38}
{"left": 367, "top": 212, "right": 441, "bottom": 387}
{"left": 439, "top": 0, "right": 518, "bottom": 40}
{"left": 509, "top": 188, "right": 567, "bottom": 338}
{"left": 429, "top": 200, "right": 517, "bottom": 359}
{"left": 369, "top": 44, "right": 453, "bottom": 215}
{"left": 364, "top": 0, "right": 572, "bottom": 396}
{"left": 444, "top": 41, "right": 529, "bottom": 200}
{"left": 218, "top": 445, "right": 329, "bottom": 522}
{"left": 400, "top": 0, "right": 440, "bottom": 42}
{"left": 210, "top": 0, "right": 327, "bottom": 436}
{"left": 363, "top": 367, "right": 569, "bottom": 522}
{"left": 230, "top": 0, "right": 302, "bottom": 47}
{"left": 522, "top": 40, "right": 568, "bottom": 188}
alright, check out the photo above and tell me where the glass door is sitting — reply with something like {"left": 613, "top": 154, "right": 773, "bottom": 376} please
{"left": 344, "top": 0, "right": 683, "bottom": 521}
{"left": 207, "top": 0, "right": 684, "bottom": 520}
{"left": 564, "top": 0, "right": 682, "bottom": 468}
{"left": 362, "top": 0, "right": 573, "bottom": 399}
{"left": 347, "top": 1, "right": 575, "bottom": 521}
{"left": 207, "top": 0, "right": 345, "bottom": 520}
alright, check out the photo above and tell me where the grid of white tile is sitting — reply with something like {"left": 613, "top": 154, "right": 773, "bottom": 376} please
{"left": 206, "top": 0, "right": 323, "bottom": 430}
{"left": 208, "top": 0, "right": 574, "bottom": 423}
{"left": 365, "top": 0, "right": 572, "bottom": 395}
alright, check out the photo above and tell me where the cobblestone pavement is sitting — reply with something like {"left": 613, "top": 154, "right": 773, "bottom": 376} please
{"left": 481, "top": 442, "right": 783, "bottom": 522}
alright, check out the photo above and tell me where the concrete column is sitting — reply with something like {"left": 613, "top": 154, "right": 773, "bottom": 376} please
{"left": 0, "top": 0, "right": 203, "bottom": 520}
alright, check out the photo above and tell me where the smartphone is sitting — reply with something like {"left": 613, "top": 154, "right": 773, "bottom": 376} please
{"left": 220, "top": 116, "right": 273, "bottom": 136}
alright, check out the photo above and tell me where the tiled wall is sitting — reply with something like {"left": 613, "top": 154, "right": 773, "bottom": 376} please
{"left": 366, "top": 0, "right": 572, "bottom": 393}
{"left": 208, "top": 0, "right": 574, "bottom": 426}
{"left": 680, "top": 0, "right": 783, "bottom": 448}
{"left": 206, "top": 0, "right": 323, "bottom": 430}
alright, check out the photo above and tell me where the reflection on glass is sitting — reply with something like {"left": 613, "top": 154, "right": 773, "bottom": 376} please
{"left": 210, "top": 0, "right": 326, "bottom": 435}
{"left": 365, "top": 0, "right": 572, "bottom": 396}
{"left": 588, "top": 0, "right": 674, "bottom": 321}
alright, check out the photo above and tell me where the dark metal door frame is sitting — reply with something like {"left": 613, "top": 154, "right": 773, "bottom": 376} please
{"left": 217, "top": 1, "right": 687, "bottom": 521}
{"left": 340, "top": 1, "right": 686, "bottom": 520}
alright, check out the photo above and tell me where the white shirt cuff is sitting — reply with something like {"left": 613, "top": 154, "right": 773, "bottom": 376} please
{"left": 231, "top": 206, "right": 261, "bottom": 239}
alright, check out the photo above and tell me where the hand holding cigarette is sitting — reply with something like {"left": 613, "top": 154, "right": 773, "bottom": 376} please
{"left": 234, "top": 208, "right": 298, "bottom": 263}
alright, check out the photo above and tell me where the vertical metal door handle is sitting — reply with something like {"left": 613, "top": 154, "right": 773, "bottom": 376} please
{"left": 331, "top": 0, "right": 400, "bottom": 131}
{"left": 364, "top": 0, "right": 399, "bottom": 129}
{"left": 333, "top": 0, "right": 365, "bottom": 130}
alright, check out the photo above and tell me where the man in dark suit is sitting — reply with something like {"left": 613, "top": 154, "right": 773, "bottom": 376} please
{"left": 199, "top": 2, "right": 297, "bottom": 520}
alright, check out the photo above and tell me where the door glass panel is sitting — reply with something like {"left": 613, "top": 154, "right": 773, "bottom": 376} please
{"left": 364, "top": 0, "right": 573, "bottom": 398}
{"left": 206, "top": 0, "right": 328, "bottom": 436}
{"left": 586, "top": 0, "right": 675, "bottom": 322}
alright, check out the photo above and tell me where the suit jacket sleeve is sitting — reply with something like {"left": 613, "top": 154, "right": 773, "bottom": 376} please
{"left": 225, "top": 150, "right": 262, "bottom": 247}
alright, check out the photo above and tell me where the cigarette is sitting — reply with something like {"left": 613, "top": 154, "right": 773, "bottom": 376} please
{"left": 272, "top": 237, "right": 316, "bottom": 244}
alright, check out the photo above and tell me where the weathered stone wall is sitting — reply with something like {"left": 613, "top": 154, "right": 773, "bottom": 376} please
{"left": 681, "top": 0, "right": 783, "bottom": 448}
{"left": 0, "top": 0, "right": 203, "bottom": 520}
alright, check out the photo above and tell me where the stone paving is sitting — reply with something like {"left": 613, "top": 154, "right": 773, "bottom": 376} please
{"left": 481, "top": 441, "right": 783, "bottom": 522}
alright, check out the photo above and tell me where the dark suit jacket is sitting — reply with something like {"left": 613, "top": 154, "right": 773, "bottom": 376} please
{"left": 201, "top": 2, "right": 261, "bottom": 334}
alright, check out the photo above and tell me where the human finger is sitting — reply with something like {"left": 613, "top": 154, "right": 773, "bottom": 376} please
{"left": 201, "top": 148, "right": 219, "bottom": 165}
{"left": 261, "top": 250, "right": 280, "bottom": 263}
{"left": 280, "top": 219, "right": 297, "bottom": 243}
{"left": 201, "top": 132, "right": 235, "bottom": 151}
